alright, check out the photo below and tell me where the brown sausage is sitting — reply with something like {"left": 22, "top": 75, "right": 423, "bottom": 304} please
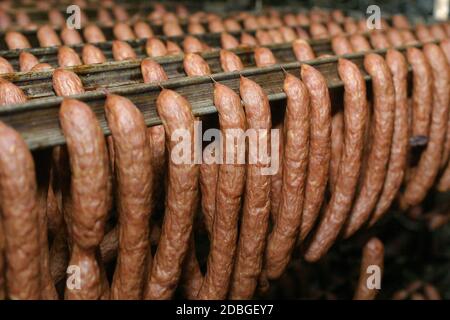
{"left": 292, "top": 39, "right": 315, "bottom": 61}
{"left": 415, "top": 24, "right": 434, "bottom": 43}
{"left": 329, "top": 112, "right": 344, "bottom": 191}
{"left": 37, "top": 25, "right": 62, "bottom": 47}
{"left": 342, "top": 54, "right": 395, "bottom": 238}
{"left": 97, "top": 8, "right": 113, "bottom": 26}
{"left": 145, "top": 37, "right": 168, "bottom": 57}
{"left": 0, "top": 79, "right": 27, "bottom": 106}
{"left": 113, "top": 22, "right": 135, "bottom": 41}
{"left": 0, "top": 122, "right": 41, "bottom": 299}
{"left": 209, "top": 19, "right": 225, "bottom": 33}
{"left": 310, "top": 22, "right": 329, "bottom": 39}
{"left": 298, "top": 64, "right": 331, "bottom": 242}
{"left": 219, "top": 49, "right": 244, "bottom": 72}
{"left": 331, "top": 35, "right": 354, "bottom": 55}
{"left": 353, "top": 237, "right": 384, "bottom": 300}
{"left": 331, "top": 9, "right": 345, "bottom": 23}
{"left": 52, "top": 68, "right": 85, "bottom": 97}
{"left": 112, "top": 40, "right": 137, "bottom": 61}
{"left": 82, "top": 44, "right": 107, "bottom": 65}
{"left": 31, "top": 63, "right": 53, "bottom": 72}
{"left": 60, "top": 98, "right": 110, "bottom": 300}
{"left": 268, "top": 29, "right": 284, "bottom": 44}
{"left": 392, "top": 15, "right": 410, "bottom": 29}
{"left": 243, "top": 15, "right": 259, "bottom": 30}
{"left": 133, "top": 21, "right": 153, "bottom": 39}
{"left": 60, "top": 27, "right": 83, "bottom": 46}
{"left": 423, "top": 284, "right": 442, "bottom": 300}
{"left": 0, "top": 56, "right": 14, "bottom": 74}
{"left": 143, "top": 89, "right": 198, "bottom": 300}
{"left": 0, "top": 216, "right": 4, "bottom": 299}
{"left": 163, "top": 21, "right": 184, "bottom": 37}
{"left": 183, "top": 35, "right": 205, "bottom": 54}
{"left": 57, "top": 46, "right": 82, "bottom": 67}
{"left": 16, "top": 10, "right": 31, "bottom": 28}
{"left": 344, "top": 18, "right": 358, "bottom": 35}
{"left": 369, "top": 32, "right": 390, "bottom": 50}
{"left": 264, "top": 74, "right": 310, "bottom": 279}
{"left": 349, "top": 34, "right": 372, "bottom": 52}
{"left": 166, "top": 41, "right": 183, "bottom": 55}
{"left": 439, "top": 39, "right": 450, "bottom": 169}
{"left": 105, "top": 94, "right": 153, "bottom": 300}
{"left": 283, "top": 13, "right": 297, "bottom": 27}
{"left": 84, "top": 24, "right": 107, "bottom": 43}
{"left": 303, "top": 58, "right": 367, "bottom": 260}
{"left": 254, "top": 47, "right": 277, "bottom": 67}
{"left": 327, "top": 21, "right": 344, "bottom": 36}
{"left": 407, "top": 47, "right": 433, "bottom": 139}
{"left": 370, "top": 50, "right": 409, "bottom": 226}
{"left": 5, "top": 31, "right": 31, "bottom": 49}
{"left": 224, "top": 18, "right": 241, "bottom": 32}
{"left": 188, "top": 22, "right": 206, "bottom": 35}
{"left": 401, "top": 44, "right": 450, "bottom": 206}
{"left": 255, "top": 30, "right": 273, "bottom": 46}
{"left": 229, "top": 76, "right": 272, "bottom": 299}
{"left": 240, "top": 32, "right": 258, "bottom": 47}
{"left": 199, "top": 144, "right": 218, "bottom": 237}
{"left": 386, "top": 29, "right": 404, "bottom": 47}
{"left": 429, "top": 24, "right": 447, "bottom": 41}
{"left": 48, "top": 9, "right": 65, "bottom": 27}
{"left": 279, "top": 26, "right": 297, "bottom": 42}
{"left": 270, "top": 122, "right": 284, "bottom": 224}
{"left": 296, "top": 12, "right": 310, "bottom": 25}
{"left": 19, "top": 52, "right": 39, "bottom": 72}
{"left": 141, "top": 58, "right": 168, "bottom": 83}
{"left": 112, "top": 5, "right": 129, "bottom": 22}
{"left": 183, "top": 53, "right": 211, "bottom": 77}
{"left": 401, "top": 30, "right": 418, "bottom": 45}
{"left": 221, "top": 32, "right": 240, "bottom": 50}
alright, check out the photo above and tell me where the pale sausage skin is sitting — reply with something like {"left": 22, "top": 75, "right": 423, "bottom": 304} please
{"left": 188, "top": 22, "right": 206, "bottom": 35}
{"left": 113, "top": 23, "right": 135, "bottom": 41}
{"left": 0, "top": 56, "right": 14, "bottom": 74}
{"left": 57, "top": 46, "right": 82, "bottom": 67}
{"left": 255, "top": 30, "right": 273, "bottom": 46}
{"left": 32, "top": 63, "right": 52, "bottom": 72}
{"left": 0, "top": 79, "right": 27, "bottom": 106}
{"left": 353, "top": 238, "right": 384, "bottom": 300}
{"left": 230, "top": 76, "right": 272, "bottom": 300}
{"left": 304, "top": 59, "right": 367, "bottom": 261}
{"left": 52, "top": 69, "right": 85, "bottom": 97}
{"left": 386, "top": 29, "right": 404, "bottom": 47}
{"left": 343, "top": 54, "right": 395, "bottom": 238}
{"left": 143, "top": 90, "right": 198, "bottom": 300}
{"left": 220, "top": 32, "right": 240, "bottom": 50}
{"left": 370, "top": 50, "right": 409, "bottom": 226}
{"left": 60, "top": 99, "right": 110, "bottom": 300}
{"left": 219, "top": 50, "right": 244, "bottom": 72}
{"left": 19, "top": 52, "right": 39, "bottom": 72}
{"left": 37, "top": 25, "right": 61, "bottom": 47}
{"left": 329, "top": 112, "right": 344, "bottom": 191}
{"left": 60, "top": 27, "right": 83, "bottom": 46}
{"left": 183, "top": 36, "right": 205, "bottom": 54}
{"left": 84, "top": 25, "right": 107, "bottom": 43}
{"left": 112, "top": 41, "right": 137, "bottom": 61}
{"left": 292, "top": 39, "right": 315, "bottom": 61}
{"left": 5, "top": 31, "right": 31, "bottom": 49}
{"left": 241, "top": 32, "right": 258, "bottom": 47}
{"left": 264, "top": 74, "right": 310, "bottom": 279}
{"left": 331, "top": 35, "right": 354, "bottom": 55}
{"left": 0, "top": 122, "right": 41, "bottom": 299}
{"left": 299, "top": 65, "right": 331, "bottom": 242}
{"left": 145, "top": 38, "right": 168, "bottom": 57}
{"left": 279, "top": 26, "right": 297, "bottom": 42}
{"left": 349, "top": 34, "right": 371, "bottom": 52}
{"left": 82, "top": 44, "right": 107, "bottom": 65}
{"left": 134, "top": 21, "right": 153, "bottom": 39}
{"left": 166, "top": 41, "right": 183, "bottom": 55}
{"left": 183, "top": 53, "right": 211, "bottom": 76}
{"left": 402, "top": 44, "right": 450, "bottom": 206}
{"left": 254, "top": 47, "right": 277, "bottom": 67}
{"left": 369, "top": 32, "right": 390, "bottom": 50}
{"left": 105, "top": 94, "right": 153, "bottom": 300}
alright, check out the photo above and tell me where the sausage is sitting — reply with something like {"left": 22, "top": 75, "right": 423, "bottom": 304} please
{"left": 112, "top": 5, "right": 129, "bottom": 22}
{"left": 327, "top": 21, "right": 344, "bottom": 36}
{"left": 166, "top": 41, "right": 183, "bottom": 55}
{"left": 369, "top": 32, "right": 390, "bottom": 50}
{"left": 163, "top": 12, "right": 178, "bottom": 23}
{"left": 401, "top": 44, "right": 450, "bottom": 205}
{"left": 188, "top": 22, "right": 206, "bottom": 35}
{"left": 331, "top": 35, "right": 354, "bottom": 55}
{"left": 221, "top": 32, "right": 240, "bottom": 50}
{"left": 60, "top": 27, "right": 83, "bottom": 46}
{"left": 392, "top": 15, "right": 410, "bottom": 29}
{"left": 229, "top": 76, "right": 272, "bottom": 299}
{"left": 59, "top": 98, "right": 110, "bottom": 300}
{"left": 0, "top": 79, "right": 27, "bottom": 106}
{"left": 0, "top": 56, "right": 14, "bottom": 74}
{"left": 279, "top": 26, "right": 297, "bottom": 42}
{"left": 183, "top": 36, "right": 205, "bottom": 54}
{"left": 133, "top": 21, "right": 153, "bottom": 39}
{"left": 82, "top": 44, "right": 107, "bottom": 65}
{"left": 31, "top": 63, "right": 53, "bottom": 72}
{"left": 283, "top": 13, "right": 297, "bottom": 27}
{"left": 349, "top": 34, "right": 372, "bottom": 53}
{"left": 183, "top": 53, "right": 211, "bottom": 77}
{"left": 37, "top": 25, "right": 62, "bottom": 47}
{"left": 407, "top": 47, "right": 433, "bottom": 139}
{"left": 415, "top": 24, "right": 434, "bottom": 43}
{"left": 254, "top": 47, "right": 277, "bottom": 67}
{"left": 0, "top": 122, "right": 41, "bottom": 300}
{"left": 199, "top": 144, "right": 218, "bottom": 238}
{"left": 163, "top": 21, "right": 184, "bottom": 37}
{"left": 113, "top": 22, "right": 135, "bottom": 41}
{"left": 224, "top": 18, "right": 241, "bottom": 32}
{"left": 296, "top": 12, "right": 310, "bottom": 25}
{"left": 268, "top": 29, "right": 284, "bottom": 44}
{"left": 423, "top": 284, "right": 441, "bottom": 300}
{"left": 357, "top": 19, "right": 368, "bottom": 34}
{"left": 52, "top": 68, "right": 85, "bottom": 97}
{"left": 48, "top": 9, "right": 65, "bottom": 27}
{"left": 84, "top": 24, "right": 107, "bottom": 43}
{"left": 57, "top": 46, "right": 82, "bottom": 67}
{"left": 370, "top": 50, "right": 409, "bottom": 226}
{"left": 112, "top": 40, "right": 137, "bottom": 61}
{"left": 264, "top": 74, "right": 310, "bottom": 279}
{"left": 353, "top": 238, "right": 384, "bottom": 300}
{"left": 386, "top": 29, "right": 404, "bottom": 48}
{"left": 98, "top": 8, "right": 113, "bottom": 26}
{"left": 329, "top": 112, "right": 344, "bottom": 191}
{"left": 143, "top": 89, "right": 199, "bottom": 300}
{"left": 5, "top": 31, "right": 31, "bottom": 49}
{"left": 241, "top": 32, "right": 258, "bottom": 47}
{"left": 209, "top": 19, "right": 225, "bottom": 33}
{"left": 219, "top": 49, "right": 244, "bottom": 72}
{"left": 429, "top": 24, "right": 447, "bottom": 41}
{"left": 331, "top": 9, "right": 345, "bottom": 23}
{"left": 141, "top": 58, "right": 168, "bottom": 84}
{"left": 19, "top": 52, "right": 39, "bottom": 72}
{"left": 344, "top": 18, "right": 358, "bottom": 35}
{"left": 0, "top": 9, "right": 10, "bottom": 29}
{"left": 342, "top": 54, "right": 395, "bottom": 238}
{"left": 438, "top": 39, "right": 450, "bottom": 168}
{"left": 0, "top": 216, "right": 4, "bottom": 299}
{"left": 310, "top": 22, "right": 329, "bottom": 39}
{"left": 270, "top": 122, "right": 284, "bottom": 224}
{"left": 401, "top": 30, "right": 418, "bottom": 45}
{"left": 303, "top": 58, "right": 367, "bottom": 260}
{"left": 255, "top": 30, "right": 273, "bottom": 46}
{"left": 105, "top": 94, "right": 153, "bottom": 300}
{"left": 292, "top": 39, "right": 315, "bottom": 61}
{"left": 16, "top": 10, "right": 31, "bottom": 28}
{"left": 243, "top": 15, "right": 259, "bottom": 30}
{"left": 145, "top": 37, "right": 168, "bottom": 57}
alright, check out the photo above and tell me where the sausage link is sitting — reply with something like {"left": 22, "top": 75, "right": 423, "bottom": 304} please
{"left": 327, "top": 21, "right": 344, "bottom": 36}
{"left": 0, "top": 122, "right": 41, "bottom": 299}
{"left": 60, "top": 27, "right": 83, "bottom": 46}
{"left": 209, "top": 19, "right": 225, "bottom": 33}
{"left": 52, "top": 68, "right": 85, "bottom": 97}
{"left": 48, "top": 9, "right": 65, "bottom": 27}
{"left": 429, "top": 24, "right": 447, "bottom": 41}
{"left": 416, "top": 24, "right": 434, "bottom": 43}
{"left": 31, "top": 63, "right": 52, "bottom": 72}
{"left": 183, "top": 35, "right": 205, "bottom": 54}
{"left": 183, "top": 53, "right": 211, "bottom": 77}
{"left": 270, "top": 122, "right": 283, "bottom": 224}
{"left": 82, "top": 44, "right": 107, "bottom": 65}
{"left": 292, "top": 39, "right": 315, "bottom": 61}
{"left": 105, "top": 94, "right": 153, "bottom": 300}
{"left": 19, "top": 52, "right": 39, "bottom": 72}
{"left": 343, "top": 53, "right": 395, "bottom": 238}
{"left": 255, "top": 30, "right": 273, "bottom": 46}
{"left": 57, "top": 46, "right": 82, "bottom": 67}
{"left": 370, "top": 50, "right": 409, "bottom": 225}
{"left": 0, "top": 56, "right": 14, "bottom": 74}
{"left": 230, "top": 76, "right": 272, "bottom": 299}
{"left": 188, "top": 22, "right": 206, "bottom": 35}
{"left": 298, "top": 65, "right": 331, "bottom": 241}
{"left": 392, "top": 15, "right": 410, "bottom": 29}
{"left": 278, "top": 27, "right": 296, "bottom": 43}
{"left": 5, "top": 31, "right": 31, "bottom": 49}
{"left": 112, "top": 5, "right": 129, "bottom": 22}
{"left": 369, "top": 32, "right": 390, "bottom": 50}
{"left": 310, "top": 22, "right": 329, "bottom": 39}
{"left": 145, "top": 38, "right": 168, "bottom": 57}
{"left": 386, "top": 29, "right": 404, "bottom": 47}
{"left": 241, "top": 32, "right": 258, "bottom": 47}
{"left": 331, "top": 35, "right": 354, "bottom": 55}
{"left": 220, "top": 32, "right": 240, "bottom": 50}
{"left": 112, "top": 40, "right": 137, "bottom": 61}
{"left": 219, "top": 49, "right": 244, "bottom": 72}
{"left": 268, "top": 29, "right": 284, "bottom": 44}
{"left": 224, "top": 18, "right": 241, "bottom": 32}
{"left": 304, "top": 58, "right": 367, "bottom": 260}
{"left": 331, "top": 9, "right": 345, "bottom": 23}
{"left": 163, "top": 21, "right": 184, "bottom": 37}
{"left": 402, "top": 44, "right": 450, "bottom": 205}
{"left": 59, "top": 98, "right": 110, "bottom": 300}
{"left": 143, "top": 89, "right": 198, "bottom": 300}
{"left": 349, "top": 34, "right": 372, "bottom": 52}
{"left": 254, "top": 47, "right": 277, "bottom": 67}
{"left": 329, "top": 112, "right": 344, "bottom": 191}
{"left": 0, "top": 79, "right": 27, "bottom": 106}
{"left": 84, "top": 24, "right": 107, "bottom": 43}
{"left": 438, "top": 39, "right": 450, "bottom": 168}
{"left": 353, "top": 237, "right": 384, "bottom": 300}
{"left": 199, "top": 144, "right": 218, "bottom": 237}
{"left": 344, "top": 18, "right": 358, "bottom": 35}
{"left": 264, "top": 74, "right": 309, "bottom": 279}
{"left": 113, "top": 22, "right": 135, "bottom": 41}
{"left": 166, "top": 41, "right": 183, "bottom": 55}
{"left": 407, "top": 47, "right": 433, "bottom": 139}
{"left": 37, "top": 25, "right": 62, "bottom": 47}
{"left": 0, "top": 216, "right": 4, "bottom": 299}
{"left": 134, "top": 21, "right": 153, "bottom": 39}
{"left": 401, "top": 30, "right": 418, "bottom": 45}
{"left": 296, "top": 12, "right": 310, "bottom": 26}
